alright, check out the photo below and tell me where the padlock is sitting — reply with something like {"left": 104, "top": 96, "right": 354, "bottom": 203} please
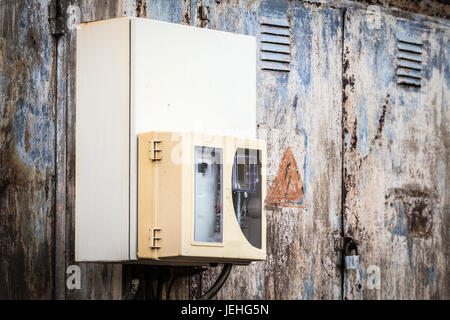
{"left": 344, "top": 238, "right": 360, "bottom": 270}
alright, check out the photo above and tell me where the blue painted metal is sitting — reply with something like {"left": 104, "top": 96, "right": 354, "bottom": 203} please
{"left": 1, "top": 0, "right": 448, "bottom": 301}
{"left": 260, "top": 17, "right": 291, "bottom": 71}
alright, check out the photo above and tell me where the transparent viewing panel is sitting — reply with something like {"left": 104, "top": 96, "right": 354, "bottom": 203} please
{"left": 232, "top": 148, "right": 262, "bottom": 249}
{"left": 194, "top": 146, "right": 223, "bottom": 243}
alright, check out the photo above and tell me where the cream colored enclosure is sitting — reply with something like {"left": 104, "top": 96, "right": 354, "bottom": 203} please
{"left": 75, "top": 17, "right": 262, "bottom": 264}
{"left": 138, "top": 132, "right": 266, "bottom": 264}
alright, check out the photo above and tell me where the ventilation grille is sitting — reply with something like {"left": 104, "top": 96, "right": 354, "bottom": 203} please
{"left": 260, "top": 18, "right": 291, "bottom": 72}
{"left": 396, "top": 35, "right": 423, "bottom": 88}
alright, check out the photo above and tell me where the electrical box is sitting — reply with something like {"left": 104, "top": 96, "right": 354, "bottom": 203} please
{"left": 75, "top": 17, "right": 266, "bottom": 264}
{"left": 138, "top": 132, "right": 266, "bottom": 263}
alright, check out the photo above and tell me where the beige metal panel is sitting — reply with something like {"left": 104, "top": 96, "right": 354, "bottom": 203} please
{"left": 137, "top": 132, "right": 183, "bottom": 260}
{"left": 137, "top": 131, "right": 266, "bottom": 264}
{"left": 75, "top": 18, "right": 130, "bottom": 262}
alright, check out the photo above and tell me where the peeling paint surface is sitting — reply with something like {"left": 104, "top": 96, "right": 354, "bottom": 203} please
{"left": 178, "top": 0, "right": 344, "bottom": 300}
{"left": 1, "top": 0, "right": 449, "bottom": 300}
{"left": 0, "top": 0, "right": 55, "bottom": 299}
{"left": 342, "top": 7, "right": 449, "bottom": 299}
{"left": 265, "top": 147, "right": 306, "bottom": 208}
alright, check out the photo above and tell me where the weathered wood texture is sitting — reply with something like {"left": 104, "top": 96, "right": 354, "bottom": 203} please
{"left": 1, "top": 0, "right": 449, "bottom": 300}
{"left": 342, "top": 7, "right": 450, "bottom": 299}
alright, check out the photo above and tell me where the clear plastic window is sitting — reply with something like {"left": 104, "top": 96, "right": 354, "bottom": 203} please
{"left": 194, "top": 146, "right": 223, "bottom": 243}
{"left": 232, "top": 148, "right": 262, "bottom": 249}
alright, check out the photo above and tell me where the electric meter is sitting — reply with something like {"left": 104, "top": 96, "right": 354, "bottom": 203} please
{"left": 138, "top": 132, "right": 266, "bottom": 264}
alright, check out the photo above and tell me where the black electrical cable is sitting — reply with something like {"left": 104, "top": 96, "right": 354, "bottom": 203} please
{"left": 124, "top": 278, "right": 140, "bottom": 300}
{"left": 165, "top": 264, "right": 232, "bottom": 300}
{"left": 166, "top": 266, "right": 207, "bottom": 300}
{"left": 197, "top": 264, "right": 233, "bottom": 300}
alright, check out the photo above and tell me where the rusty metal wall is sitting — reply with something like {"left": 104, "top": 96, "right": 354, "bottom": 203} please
{"left": 0, "top": 0, "right": 55, "bottom": 299}
{"left": 0, "top": 0, "right": 126, "bottom": 300}
{"left": 342, "top": 7, "right": 450, "bottom": 299}
{"left": 0, "top": 0, "right": 448, "bottom": 300}
{"left": 133, "top": 0, "right": 344, "bottom": 300}
{"left": 54, "top": 0, "right": 126, "bottom": 300}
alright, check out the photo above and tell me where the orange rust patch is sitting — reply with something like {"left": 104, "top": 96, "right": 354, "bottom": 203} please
{"left": 265, "top": 147, "right": 306, "bottom": 208}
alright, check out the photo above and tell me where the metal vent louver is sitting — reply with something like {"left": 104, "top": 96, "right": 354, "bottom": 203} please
{"left": 396, "top": 34, "right": 423, "bottom": 87}
{"left": 260, "top": 18, "right": 291, "bottom": 72}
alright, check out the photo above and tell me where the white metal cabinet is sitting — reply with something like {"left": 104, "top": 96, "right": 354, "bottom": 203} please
{"left": 75, "top": 17, "right": 258, "bottom": 263}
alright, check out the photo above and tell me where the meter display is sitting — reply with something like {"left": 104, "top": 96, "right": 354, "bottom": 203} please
{"left": 194, "top": 146, "right": 223, "bottom": 243}
{"left": 232, "top": 148, "right": 262, "bottom": 249}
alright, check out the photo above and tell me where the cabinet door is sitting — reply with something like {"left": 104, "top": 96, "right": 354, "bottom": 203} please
{"left": 206, "top": 1, "right": 344, "bottom": 299}
{"left": 146, "top": 0, "right": 344, "bottom": 299}
{"left": 343, "top": 7, "right": 450, "bottom": 299}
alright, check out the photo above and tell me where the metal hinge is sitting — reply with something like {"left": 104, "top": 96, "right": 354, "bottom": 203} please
{"left": 48, "top": 0, "right": 66, "bottom": 37}
{"left": 150, "top": 228, "right": 162, "bottom": 249}
{"left": 150, "top": 140, "right": 163, "bottom": 161}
